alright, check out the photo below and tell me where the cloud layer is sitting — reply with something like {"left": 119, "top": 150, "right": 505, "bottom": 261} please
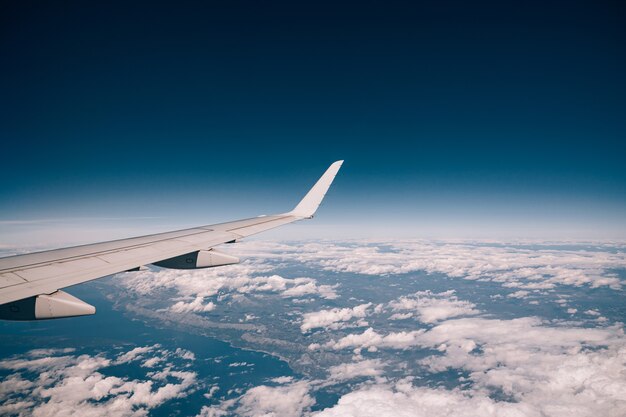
{"left": 7, "top": 239, "right": 623, "bottom": 417}
{"left": 239, "top": 240, "right": 626, "bottom": 291}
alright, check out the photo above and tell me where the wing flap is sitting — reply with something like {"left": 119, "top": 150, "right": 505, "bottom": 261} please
{"left": 13, "top": 257, "right": 111, "bottom": 281}
{"left": 0, "top": 272, "right": 27, "bottom": 288}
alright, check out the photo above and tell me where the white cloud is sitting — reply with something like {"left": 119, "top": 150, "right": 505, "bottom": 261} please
{"left": 140, "top": 357, "right": 160, "bottom": 368}
{"left": 253, "top": 240, "right": 626, "bottom": 291}
{"left": 270, "top": 376, "right": 295, "bottom": 384}
{"left": 301, "top": 303, "right": 372, "bottom": 333}
{"left": 0, "top": 374, "right": 34, "bottom": 396}
{"left": 281, "top": 280, "right": 338, "bottom": 300}
{"left": 170, "top": 297, "right": 216, "bottom": 313}
{"left": 388, "top": 290, "right": 479, "bottom": 323}
{"left": 417, "top": 318, "right": 626, "bottom": 417}
{"left": 319, "top": 316, "right": 621, "bottom": 354}
{"left": 174, "top": 348, "right": 196, "bottom": 361}
{"left": 508, "top": 290, "right": 530, "bottom": 299}
{"left": 312, "top": 327, "right": 426, "bottom": 352}
{"left": 197, "top": 380, "right": 314, "bottom": 417}
{"left": 236, "top": 380, "right": 314, "bottom": 417}
{"left": 0, "top": 345, "right": 197, "bottom": 417}
{"left": 117, "top": 262, "right": 338, "bottom": 314}
{"left": 26, "top": 348, "right": 76, "bottom": 357}
{"left": 309, "top": 312, "right": 626, "bottom": 416}
{"left": 115, "top": 344, "right": 159, "bottom": 364}
{"left": 326, "top": 359, "right": 386, "bottom": 382}
{"left": 311, "top": 312, "right": 626, "bottom": 417}
{"left": 388, "top": 312, "right": 413, "bottom": 320}
{"left": 312, "top": 382, "right": 535, "bottom": 417}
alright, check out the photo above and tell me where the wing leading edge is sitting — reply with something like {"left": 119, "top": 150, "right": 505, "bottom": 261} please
{"left": 0, "top": 161, "right": 343, "bottom": 319}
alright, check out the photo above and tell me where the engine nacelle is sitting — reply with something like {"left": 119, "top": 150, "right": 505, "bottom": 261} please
{"left": 0, "top": 290, "right": 96, "bottom": 321}
{"left": 152, "top": 249, "right": 239, "bottom": 270}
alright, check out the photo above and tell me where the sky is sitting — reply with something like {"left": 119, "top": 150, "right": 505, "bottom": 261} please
{"left": 1, "top": 0, "right": 625, "bottom": 244}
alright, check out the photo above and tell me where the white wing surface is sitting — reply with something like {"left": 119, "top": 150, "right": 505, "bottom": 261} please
{"left": 0, "top": 161, "right": 343, "bottom": 320}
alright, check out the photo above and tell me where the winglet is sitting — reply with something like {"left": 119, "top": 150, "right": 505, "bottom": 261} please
{"left": 288, "top": 161, "right": 343, "bottom": 218}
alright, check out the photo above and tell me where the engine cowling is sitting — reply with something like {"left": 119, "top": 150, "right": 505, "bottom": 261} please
{"left": 152, "top": 249, "right": 239, "bottom": 269}
{"left": 0, "top": 290, "right": 96, "bottom": 321}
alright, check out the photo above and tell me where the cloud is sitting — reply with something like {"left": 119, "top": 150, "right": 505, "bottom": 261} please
{"left": 117, "top": 262, "right": 338, "bottom": 315}
{"left": 388, "top": 290, "right": 479, "bottom": 323}
{"left": 270, "top": 376, "right": 294, "bottom": 384}
{"left": 0, "top": 345, "right": 197, "bottom": 417}
{"left": 197, "top": 380, "right": 314, "bottom": 417}
{"left": 326, "top": 359, "right": 386, "bottom": 382}
{"left": 115, "top": 344, "right": 159, "bottom": 364}
{"left": 236, "top": 380, "right": 314, "bottom": 417}
{"left": 25, "top": 348, "right": 76, "bottom": 357}
{"left": 508, "top": 290, "right": 530, "bottom": 299}
{"left": 300, "top": 303, "right": 373, "bottom": 333}
{"left": 170, "top": 297, "right": 216, "bottom": 313}
{"left": 250, "top": 240, "right": 626, "bottom": 291}
{"left": 280, "top": 280, "right": 338, "bottom": 300}
{"left": 312, "top": 327, "right": 426, "bottom": 352}
{"left": 312, "top": 381, "right": 534, "bottom": 417}
{"left": 312, "top": 316, "right": 626, "bottom": 417}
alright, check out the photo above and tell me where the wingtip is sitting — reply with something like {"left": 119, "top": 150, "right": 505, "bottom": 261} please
{"left": 288, "top": 161, "right": 343, "bottom": 218}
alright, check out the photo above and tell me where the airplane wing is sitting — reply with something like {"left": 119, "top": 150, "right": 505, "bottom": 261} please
{"left": 0, "top": 161, "right": 343, "bottom": 320}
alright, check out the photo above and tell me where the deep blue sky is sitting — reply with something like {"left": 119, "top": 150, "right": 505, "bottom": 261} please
{"left": 1, "top": 0, "right": 625, "bottom": 242}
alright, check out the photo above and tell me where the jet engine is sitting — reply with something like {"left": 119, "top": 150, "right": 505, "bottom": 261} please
{"left": 0, "top": 290, "right": 96, "bottom": 320}
{"left": 152, "top": 249, "right": 239, "bottom": 269}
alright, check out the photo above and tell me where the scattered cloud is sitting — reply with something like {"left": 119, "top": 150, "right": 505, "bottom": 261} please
{"left": 0, "top": 345, "right": 197, "bottom": 417}
{"left": 508, "top": 290, "right": 530, "bottom": 299}
{"left": 170, "top": 297, "right": 217, "bottom": 313}
{"left": 115, "top": 344, "right": 159, "bottom": 365}
{"left": 197, "top": 380, "right": 314, "bottom": 417}
{"left": 312, "top": 381, "right": 534, "bottom": 417}
{"left": 326, "top": 359, "right": 386, "bottom": 382}
{"left": 117, "top": 262, "right": 338, "bottom": 314}
{"left": 388, "top": 290, "right": 479, "bottom": 323}
{"left": 238, "top": 240, "right": 626, "bottom": 291}
{"left": 300, "top": 303, "right": 373, "bottom": 333}
{"left": 311, "top": 327, "right": 426, "bottom": 353}
{"left": 311, "top": 316, "right": 626, "bottom": 417}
